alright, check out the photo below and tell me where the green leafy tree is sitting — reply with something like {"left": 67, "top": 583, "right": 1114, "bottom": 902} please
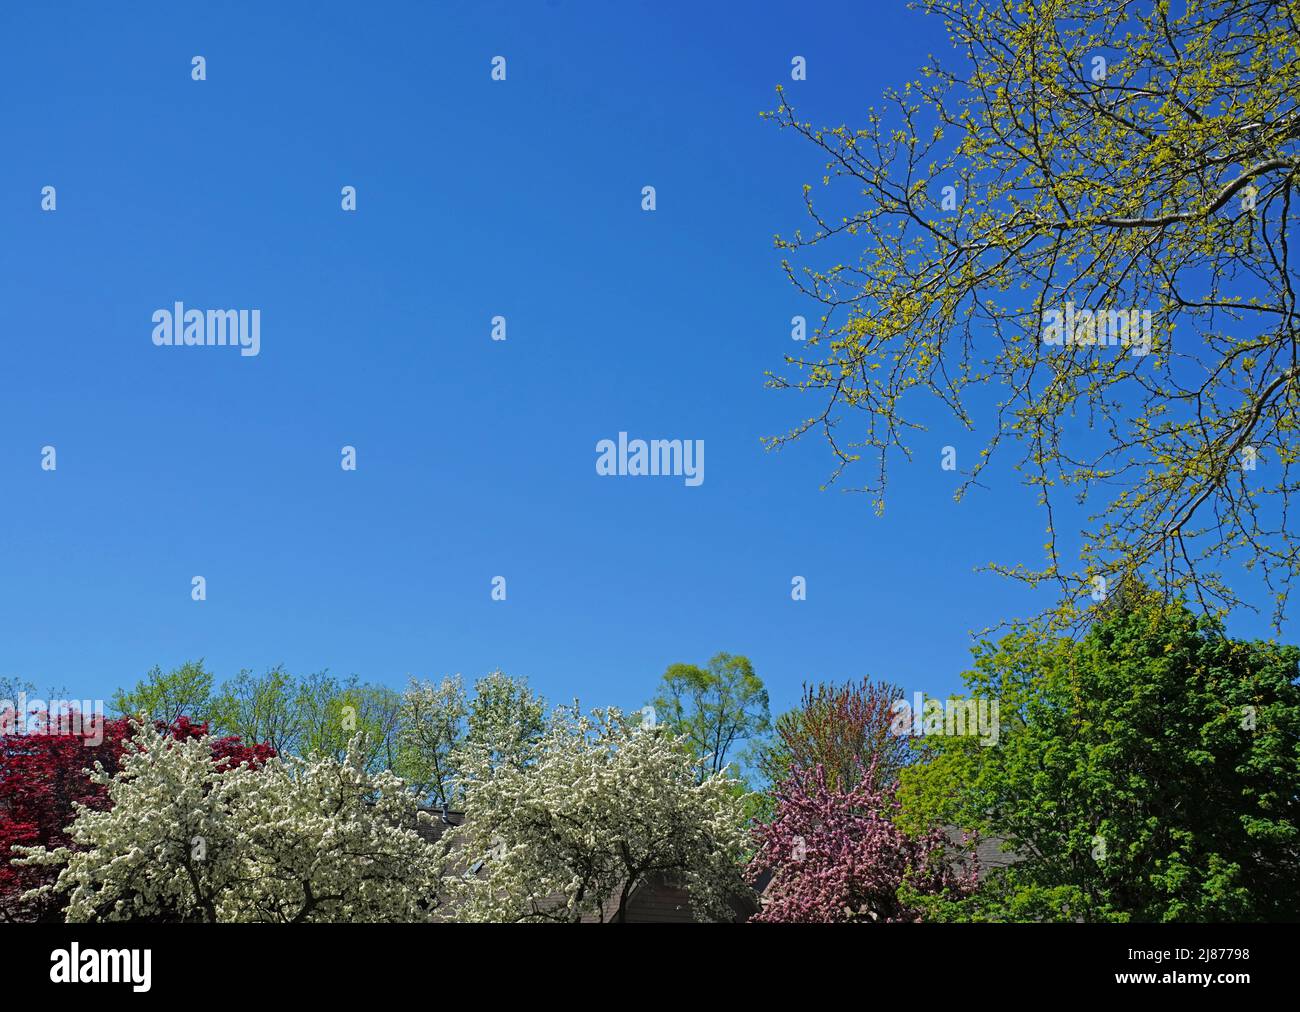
{"left": 397, "top": 670, "right": 545, "bottom": 805}
{"left": 650, "top": 653, "right": 771, "bottom": 780}
{"left": 765, "top": 0, "right": 1300, "bottom": 626}
{"left": 898, "top": 590, "right": 1300, "bottom": 921}
{"left": 210, "top": 666, "right": 305, "bottom": 756}
{"left": 296, "top": 673, "right": 404, "bottom": 773}
{"left": 398, "top": 675, "right": 470, "bottom": 807}
{"left": 111, "top": 661, "right": 214, "bottom": 725}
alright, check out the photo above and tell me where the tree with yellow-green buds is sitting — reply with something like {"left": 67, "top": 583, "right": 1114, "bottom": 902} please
{"left": 765, "top": 0, "right": 1300, "bottom": 628}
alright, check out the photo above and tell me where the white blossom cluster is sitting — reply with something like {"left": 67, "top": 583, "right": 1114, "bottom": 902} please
{"left": 398, "top": 669, "right": 546, "bottom": 807}
{"left": 15, "top": 707, "right": 753, "bottom": 922}
{"left": 445, "top": 706, "right": 752, "bottom": 922}
{"left": 16, "top": 719, "right": 445, "bottom": 922}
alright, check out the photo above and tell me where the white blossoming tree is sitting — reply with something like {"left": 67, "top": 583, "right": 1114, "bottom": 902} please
{"left": 446, "top": 705, "right": 753, "bottom": 923}
{"left": 398, "top": 669, "right": 546, "bottom": 807}
{"left": 459, "top": 669, "right": 547, "bottom": 776}
{"left": 16, "top": 719, "right": 444, "bottom": 922}
{"left": 398, "top": 674, "right": 470, "bottom": 808}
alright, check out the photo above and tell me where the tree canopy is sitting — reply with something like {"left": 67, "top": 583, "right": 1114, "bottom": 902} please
{"left": 398, "top": 670, "right": 546, "bottom": 807}
{"left": 445, "top": 705, "right": 752, "bottom": 923}
{"left": 767, "top": 0, "right": 1300, "bottom": 626}
{"left": 649, "top": 652, "right": 771, "bottom": 779}
{"left": 897, "top": 589, "right": 1300, "bottom": 921}
{"left": 760, "top": 677, "right": 913, "bottom": 792}
{"left": 750, "top": 759, "right": 975, "bottom": 923}
{"left": 16, "top": 720, "right": 438, "bottom": 923}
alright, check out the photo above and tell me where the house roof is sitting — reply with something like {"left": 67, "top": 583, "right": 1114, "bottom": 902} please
{"left": 410, "top": 806, "right": 465, "bottom": 846}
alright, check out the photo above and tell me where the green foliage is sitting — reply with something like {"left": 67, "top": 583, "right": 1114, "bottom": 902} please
{"left": 114, "top": 662, "right": 548, "bottom": 796}
{"left": 111, "top": 661, "right": 214, "bottom": 725}
{"left": 294, "top": 673, "right": 404, "bottom": 773}
{"left": 398, "top": 670, "right": 547, "bottom": 806}
{"left": 898, "top": 590, "right": 1300, "bottom": 922}
{"left": 649, "top": 653, "right": 771, "bottom": 780}
{"left": 209, "top": 666, "right": 305, "bottom": 755}
{"left": 397, "top": 675, "right": 469, "bottom": 808}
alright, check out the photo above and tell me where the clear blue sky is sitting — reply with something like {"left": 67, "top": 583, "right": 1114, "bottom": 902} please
{"left": 0, "top": 1, "right": 1290, "bottom": 719}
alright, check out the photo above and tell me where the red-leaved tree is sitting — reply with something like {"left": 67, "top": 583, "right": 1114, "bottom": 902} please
{"left": 747, "top": 760, "right": 976, "bottom": 922}
{"left": 0, "top": 707, "right": 273, "bottom": 922}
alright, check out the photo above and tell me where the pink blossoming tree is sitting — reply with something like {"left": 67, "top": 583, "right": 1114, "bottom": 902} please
{"left": 748, "top": 760, "right": 976, "bottom": 922}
